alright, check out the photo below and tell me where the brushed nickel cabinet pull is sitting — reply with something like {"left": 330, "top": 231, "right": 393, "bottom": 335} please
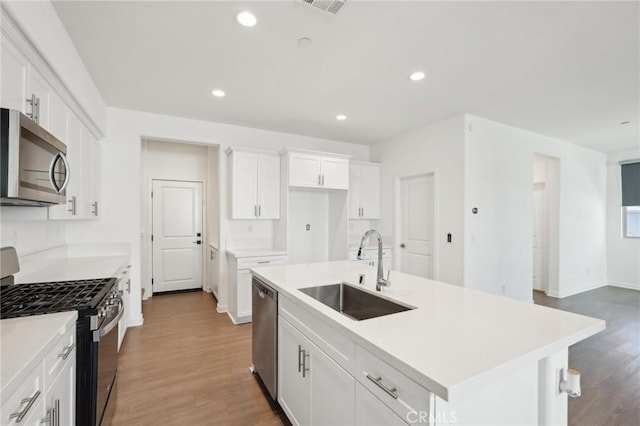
{"left": 366, "top": 373, "right": 399, "bottom": 399}
{"left": 58, "top": 343, "right": 75, "bottom": 360}
{"left": 10, "top": 390, "right": 41, "bottom": 422}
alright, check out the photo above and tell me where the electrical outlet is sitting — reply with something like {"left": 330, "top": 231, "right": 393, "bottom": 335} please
{"left": 501, "top": 285, "right": 506, "bottom": 294}
{"left": 306, "top": 224, "right": 311, "bottom": 231}
{"left": 248, "top": 225, "right": 253, "bottom": 233}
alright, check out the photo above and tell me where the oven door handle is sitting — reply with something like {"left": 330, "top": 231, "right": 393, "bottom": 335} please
{"left": 93, "top": 300, "right": 124, "bottom": 342}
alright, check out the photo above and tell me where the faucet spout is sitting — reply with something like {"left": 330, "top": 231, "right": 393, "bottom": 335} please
{"left": 357, "top": 229, "right": 390, "bottom": 291}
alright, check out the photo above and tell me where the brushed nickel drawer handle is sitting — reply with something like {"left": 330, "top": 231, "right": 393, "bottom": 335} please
{"left": 58, "top": 343, "right": 75, "bottom": 360}
{"left": 366, "top": 373, "right": 399, "bottom": 399}
{"left": 10, "top": 390, "right": 41, "bottom": 422}
{"left": 257, "top": 261, "right": 270, "bottom": 264}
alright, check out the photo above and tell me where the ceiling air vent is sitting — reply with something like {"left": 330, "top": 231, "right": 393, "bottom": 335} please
{"left": 301, "top": 0, "right": 347, "bottom": 15}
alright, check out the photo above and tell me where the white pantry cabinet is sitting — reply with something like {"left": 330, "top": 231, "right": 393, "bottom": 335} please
{"left": 227, "top": 149, "right": 280, "bottom": 219}
{"left": 278, "top": 317, "right": 355, "bottom": 426}
{"left": 349, "top": 162, "right": 381, "bottom": 219}
{"left": 286, "top": 151, "right": 349, "bottom": 190}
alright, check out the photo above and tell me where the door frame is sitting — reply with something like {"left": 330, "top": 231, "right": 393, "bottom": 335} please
{"left": 532, "top": 182, "right": 548, "bottom": 292}
{"left": 393, "top": 171, "right": 439, "bottom": 280}
{"left": 147, "top": 178, "right": 206, "bottom": 296}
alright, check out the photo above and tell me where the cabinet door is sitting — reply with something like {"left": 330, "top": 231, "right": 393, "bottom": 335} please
{"left": 45, "top": 353, "right": 76, "bottom": 426}
{"left": 355, "top": 382, "right": 406, "bottom": 426}
{"left": 349, "top": 165, "right": 362, "bottom": 218}
{"left": 89, "top": 134, "right": 102, "bottom": 218}
{"left": 309, "top": 341, "right": 356, "bottom": 426}
{"left": 257, "top": 154, "right": 280, "bottom": 219}
{"left": 321, "top": 157, "right": 349, "bottom": 190}
{"left": 359, "top": 164, "right": 380, "bottom": 219}
{"left": 27, "top": 65, "right": 50, "bottom": 130}
{"left": 231, "top": 152, "right": 258, "bottom": 219}
{"left": 118, "top": 272, "right": 130, "bottom": 351}
{"left": 1, "top": 36, "right": 28, "bottom": 113}
{"left": 48, "top": 92, "right": 68, "bottom": 143}
{"left": 237, "top": 270, "right": 252, "bottom": 320}
{"left": 278, "top": 318, "right": 311, "bottom": 426}
{"left": 289, "top": 153, "right": 321, "bottom": 188}
{"left": 48, "top": 116, "right": 83, "bottom": 219}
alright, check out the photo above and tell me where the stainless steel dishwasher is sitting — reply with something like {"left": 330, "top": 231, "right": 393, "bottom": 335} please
{"left": 252, "top": 276, "right": 278, "bottom": 400}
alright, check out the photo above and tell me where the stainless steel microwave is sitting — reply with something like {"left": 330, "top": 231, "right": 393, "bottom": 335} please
{"left": 1, "top": 108, "right": 69, "bottom": 206}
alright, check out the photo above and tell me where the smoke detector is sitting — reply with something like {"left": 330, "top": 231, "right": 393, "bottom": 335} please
{"left": 301, "top": 0, "right": 347, "bottom": 15}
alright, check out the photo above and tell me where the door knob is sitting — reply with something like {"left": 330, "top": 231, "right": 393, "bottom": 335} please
{"left": 400, "top": 243, "right": 406, "bottom": 248}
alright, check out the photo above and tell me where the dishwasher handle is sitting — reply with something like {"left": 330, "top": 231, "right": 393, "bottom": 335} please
{"left": 253, "top": 280, "right": 276, "bottom": 300}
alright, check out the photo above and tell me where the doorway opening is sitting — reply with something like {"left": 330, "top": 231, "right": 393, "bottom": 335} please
{"left": 141, "top": 139, "right": 220, "bottom": 299}
{"left": 394, "top": 172, "right": 437, "bottom": 279}
{"left": 532, "top": 154, "right": 560, "bottom": 297}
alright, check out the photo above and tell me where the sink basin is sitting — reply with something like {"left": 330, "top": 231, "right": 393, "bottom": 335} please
{"left": 299, "top": 283, "right": 414, "bottom": 321}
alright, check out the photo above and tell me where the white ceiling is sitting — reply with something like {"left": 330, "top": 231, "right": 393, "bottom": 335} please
{"left": 52, "top": 1, "right": 639, "bottom": 152}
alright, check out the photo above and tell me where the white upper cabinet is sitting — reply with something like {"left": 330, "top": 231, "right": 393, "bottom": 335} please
{"left": 0, "top": 36, "right": 28, "bottom": 112}
{"left": 287, "top": 151, "right": 349, "bottom": 190}
{"left": 349, "top": 162, "right": 381, "bottom": 219}
{"left": 27, "top": 65, "right": 50, "bottom": 130}
{"left": 228, "top": 149, "right": 280, "bottom": 219}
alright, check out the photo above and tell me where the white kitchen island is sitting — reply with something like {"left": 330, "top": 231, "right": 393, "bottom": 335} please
{"left": 251, "top": 261, "right": 605, "bottom": 426}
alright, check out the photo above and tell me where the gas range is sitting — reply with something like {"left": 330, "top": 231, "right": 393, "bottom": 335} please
{"left": 0, "top": 247, "right": 124, "bottom": 426}
{"left": 0, "top": 278, "right": 117, "bottom": 320}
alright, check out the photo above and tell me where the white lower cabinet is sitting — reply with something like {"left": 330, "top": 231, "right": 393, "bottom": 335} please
{"left": 1, "top": 314, "right": 76, "bottom": 426}
{"left": 118, "top": 264, "right": 132, "bottom": 351}
{"left": 356, "top": 382, "right": 407, "bottom": 426}
{"left": 278, "top": 316, "right": 355, "bottom": 426}
{"left": 227, "top": 253, "right": 287, "bottom": 324}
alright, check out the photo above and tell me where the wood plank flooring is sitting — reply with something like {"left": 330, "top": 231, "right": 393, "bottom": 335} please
{"left": 534, "top": 286, "right": 640, "bottom": 426}
{"left": 112, "top": 291, "right": 287, "bottom": 426}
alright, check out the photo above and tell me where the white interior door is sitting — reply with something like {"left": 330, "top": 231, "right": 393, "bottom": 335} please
{"left": 152, "top": 180, "right": 203, "bottom": 293}
{"left": 399, "top": 174, "right": 435, "bottom": 279}
{"left": 532, "top": 183, "right": 546, "bottom": 291}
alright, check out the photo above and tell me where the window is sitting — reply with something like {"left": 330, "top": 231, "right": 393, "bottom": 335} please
{"left": 621, "top": 161, "right": 640, "bottom": 239}
{"left": 624, "top": 206, "right": 640, "bottom": 238}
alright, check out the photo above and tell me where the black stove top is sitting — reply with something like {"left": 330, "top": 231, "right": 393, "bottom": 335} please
{"left": 0, "top": 277, "right": 117, "bottom": 319}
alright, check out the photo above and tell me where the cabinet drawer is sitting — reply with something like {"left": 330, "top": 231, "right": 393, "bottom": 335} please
{"left": 238, "top": 255, "right": 287, "bottom": 270}
{"left": 279, "top": 296, "right": 355, "bottom": 374}
{"left": 356, "top": 382, "right": 407, "bottom": 426}
{"left": 43, "top": 322, "right": 76, "bottom": 388}
{"left": 356, "top": 345, "right": 432, "bottom": 423}
{"left": 1, "top": 365, "right": 45, "bottom": 425}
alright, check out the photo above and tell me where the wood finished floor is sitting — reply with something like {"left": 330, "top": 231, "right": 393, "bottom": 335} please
{"left": 112, "top": 291, "right": 287, "bottom": 426}
{"left": 534, "top": 286, "right": 640, "bottom": 426}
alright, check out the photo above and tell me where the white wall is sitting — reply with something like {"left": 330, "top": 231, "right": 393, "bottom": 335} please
{"left": 0, "top": 208, "right": 66, "bottom": 256}
{"left": 288, "top": 190, "right": 330, "bottom": 264}
{"left": 370, "top": 115, "right": 466, "bottom": 286}
{"left": 465, "top": 115, "right": 607, "bottom": 301}
{"left": 66, "top": 107, "right": 369, "bottom": 323}
{"left": 2, "top": 0, "right": 106, "bottom": 133}
{"left": 606, "top": 148, "right": 640, "bottom": 290}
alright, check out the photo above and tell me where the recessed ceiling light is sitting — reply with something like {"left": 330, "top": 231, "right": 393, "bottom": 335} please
{"left": 237, "top": 11, "right": 257, "bottom": 27}
{"left": 211, "top": 89, "right": 226, "bottom": 97}
{"left": 409, "top": 71, "right": 426, "bottom": 81}
{"left": 620, "top": 121, "right": 630, "bottom": 125}
{"left": 336, "top": 114, "right": 347, "bottom": 121}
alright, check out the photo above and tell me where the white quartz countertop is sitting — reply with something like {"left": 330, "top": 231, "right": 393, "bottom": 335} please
{"left": 250, "top": 261, "right": 605, "bottom": 401}
{"left": 226, "top": 248, "right": 288, "bottom": 258}
{"left": 15, "top": 255, "right": 130, "bottom": 284}
{"left": 1, "top": 311, "right": 77, "bottom": 402}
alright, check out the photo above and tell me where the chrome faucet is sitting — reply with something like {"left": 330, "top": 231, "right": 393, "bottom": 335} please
{"left": 357, "top": 229, "right": 391, "bottom": 291}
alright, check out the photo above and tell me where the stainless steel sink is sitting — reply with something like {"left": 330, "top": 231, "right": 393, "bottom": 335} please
{"left": 299, "top": 283, "right": 414, "bottom": 321}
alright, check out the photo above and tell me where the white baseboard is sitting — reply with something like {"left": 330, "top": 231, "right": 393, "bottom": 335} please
{"left": 609, "top": 281, "right": 640, "bottom": 291}
{"left": 545, "top": 282, "right": 607, "bottom": 299}
{"left": 216, "top": 304, "right": 227, "bottom": 313}
{"left": 128, "top": 314, "right": 144, "bottom": 327}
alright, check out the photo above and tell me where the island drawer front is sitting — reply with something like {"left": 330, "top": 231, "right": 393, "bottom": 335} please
{"left": 356, "top": 345, "right": 432, "bottom": 423}
{"left": 1, "top": 364, "right": 45, "bottom": 424}
{"left": 279, "top": 296, "right": 356, "bottom": 374}
{"left": 44, "top": 322, "right": 76, "bottom": 387}
{"left": 238, "top": 255, "right": 287, "bottom": 270}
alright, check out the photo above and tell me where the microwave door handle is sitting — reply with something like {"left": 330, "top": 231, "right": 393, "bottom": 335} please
{"left": 58, "top": 153, "right": 70, "bottom": 193}
{"left": 49, "top": 153, "right": 62, "bottom": 193}
{"left": 93, "top": 300, "right": 124, "bottom": 342}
